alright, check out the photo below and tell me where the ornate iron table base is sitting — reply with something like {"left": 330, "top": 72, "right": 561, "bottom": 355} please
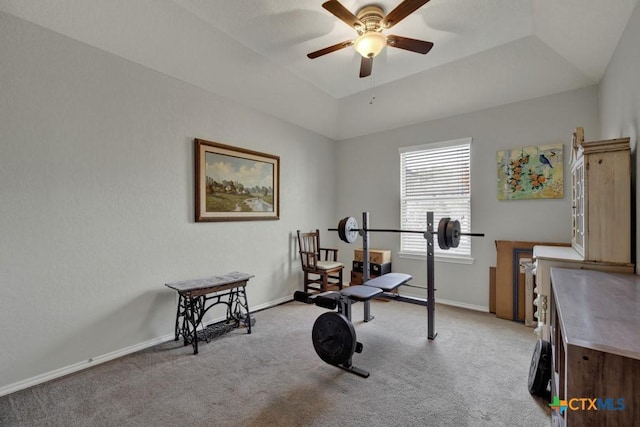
{"left": 166, "top": 272, "right": 254, "bottom": 354}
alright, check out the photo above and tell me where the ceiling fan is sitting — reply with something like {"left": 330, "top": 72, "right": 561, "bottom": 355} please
{"left": 307, "top": 0, "right": 434, "bottom": 78}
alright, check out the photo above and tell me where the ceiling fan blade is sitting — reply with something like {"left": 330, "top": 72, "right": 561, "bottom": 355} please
{"left": 307, "top": 40, "right": 354, "bottom": 59}
{"left": 359, "top": 56, "right": 373, "bottom": 78}
{"left": 387, "top": 35, "right": 433, "bottom": 54}
{"left": 322, "top": 0, "right": 364, "bottom": 29}
{"left": 382, "top": 0, "right": 431, "bottom": 29}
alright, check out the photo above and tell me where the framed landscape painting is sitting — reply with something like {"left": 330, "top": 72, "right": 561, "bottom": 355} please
{"left": 195, "top": 139, "right": 280, "bottom": 221}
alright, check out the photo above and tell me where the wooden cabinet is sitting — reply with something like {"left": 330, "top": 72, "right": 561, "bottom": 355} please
{"left": 532, "top": 129, "right": 633, "bottom": 341}
{"left": 550, "top": 268, "right": 640, "bottom": 426}
{"left": 570, "top": 133, "right": 631, "bottom": 263}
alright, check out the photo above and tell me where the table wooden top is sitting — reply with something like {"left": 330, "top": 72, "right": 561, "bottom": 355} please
{"left": 551, "top": 267, "right": 640, "bottom": 360}
{"left": 166, "top": 272, "right": 254, "bottom": 293}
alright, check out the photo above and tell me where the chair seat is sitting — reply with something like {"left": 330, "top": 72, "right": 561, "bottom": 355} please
{"left": 316, "top": 261, "right": 343, "bottom": 270}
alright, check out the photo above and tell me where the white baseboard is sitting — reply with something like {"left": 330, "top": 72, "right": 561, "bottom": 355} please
{"left": 0, "top": 296, "right": 292, "bottom": 398}
{"left": 396, "top": 293, "right": 489, "bottom": 313}
{"left": 0, "top": 333, "right": 175, "bottom": 398}
{"left": 436, "top": 297, "right": 489, "bottom": 313}
{"left": 256, "top": 295, "right": 291, "bottom": 309}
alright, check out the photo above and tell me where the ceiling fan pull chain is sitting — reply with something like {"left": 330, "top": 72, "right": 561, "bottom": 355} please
{"left": 369, "top": 75, "right": 376, "bottom": 105}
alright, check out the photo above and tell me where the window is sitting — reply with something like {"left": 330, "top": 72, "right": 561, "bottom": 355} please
{"left": 399, "top": 138, "right": 472, "bottom": 261}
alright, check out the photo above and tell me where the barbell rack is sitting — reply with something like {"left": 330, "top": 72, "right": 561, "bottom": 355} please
{"left": 328, "top": 211, "right": 484, "bottom": 340}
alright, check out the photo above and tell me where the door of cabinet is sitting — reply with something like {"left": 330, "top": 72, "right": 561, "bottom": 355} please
{"left": 570, "top": 158, "right": 585, "bottom": 257}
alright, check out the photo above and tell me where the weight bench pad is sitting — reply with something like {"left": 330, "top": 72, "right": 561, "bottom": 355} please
{"left": 340, "top": 285, "right": 383, "bottom": 301}
{"left": 364, "top": 273, "right": 412, "bottom": 292}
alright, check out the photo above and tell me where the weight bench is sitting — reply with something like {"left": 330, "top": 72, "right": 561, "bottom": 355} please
{"left": 342, "top": 273, "right": 413, "bottom": 321}
{"left": 294, "top": 272, "right": 413, "bottom": 322}
{"left": 294, "top": 272, "right": 412, "bottom": 378}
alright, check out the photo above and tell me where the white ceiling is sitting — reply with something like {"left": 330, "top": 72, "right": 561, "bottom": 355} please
{"left": 1, "top": 0, "right": 637, "bottom": 140}
{"left": 174, "top": 0, "right": 538, "bottom": 98}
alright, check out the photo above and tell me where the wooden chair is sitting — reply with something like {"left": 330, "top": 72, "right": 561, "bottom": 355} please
{"left": 297, "top": 229, "right": 344, "bottom": 293}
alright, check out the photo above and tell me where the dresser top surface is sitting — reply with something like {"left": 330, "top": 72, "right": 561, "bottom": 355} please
{"left": 551, "top": 267, "right": 640, "bottom": 360}
{"left": 533, "top": 245, "right": 582, "bottom": 261}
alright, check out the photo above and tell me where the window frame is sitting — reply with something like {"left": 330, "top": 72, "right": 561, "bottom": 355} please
{"left": 398, "top": 137, "right": 473, "bottom": 264}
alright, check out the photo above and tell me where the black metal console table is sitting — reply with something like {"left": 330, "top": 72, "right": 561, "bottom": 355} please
{"left": 165, "top": 272, "right": 254, "bottom": 354}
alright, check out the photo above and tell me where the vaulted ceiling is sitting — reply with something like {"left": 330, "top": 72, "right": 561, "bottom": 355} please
{"left": 1, "top": 0, "right": 637, "bottom": 140}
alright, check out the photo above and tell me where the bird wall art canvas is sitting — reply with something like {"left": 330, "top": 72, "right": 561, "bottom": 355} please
{"left": 496, "top": 143, "right": 563, "bottom": 200}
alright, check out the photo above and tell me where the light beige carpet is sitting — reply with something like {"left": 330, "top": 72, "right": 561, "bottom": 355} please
{"left": 0, "top": 300, "right": 550, "bottom": 426}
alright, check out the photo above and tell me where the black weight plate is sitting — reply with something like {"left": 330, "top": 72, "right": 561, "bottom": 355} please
{"left": 312, "top": 312, "right": 356, "bottom": 366}
{"left": 528, "top": 339, "right": 551, "bottom": 396}
{"left": 446, "top": 219, "right": 461, "bottom": 249}
{"left": 338, "top": 218, "right": 347, "bottom": 243}
{"left": 438, "top": 218, "right": 450, "bottom": 250}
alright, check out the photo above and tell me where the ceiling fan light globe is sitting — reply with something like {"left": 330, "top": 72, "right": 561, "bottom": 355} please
{"left": 354, "top": 32, "right": 386, "bottom": 58}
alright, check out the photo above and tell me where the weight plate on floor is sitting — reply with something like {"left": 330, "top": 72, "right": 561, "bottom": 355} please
{"left": 312, "top": 312, "right": 356, "bottom": 366}
{"left": 338, "top": 217, "right": 359, "bottom": 244}
{"left": 528, "top": 339, "right": 551, "bottom": 396}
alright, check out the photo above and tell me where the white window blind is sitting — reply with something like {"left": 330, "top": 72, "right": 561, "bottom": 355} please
{"left": 400, "top": 138, "right": 472, "bottom": 258}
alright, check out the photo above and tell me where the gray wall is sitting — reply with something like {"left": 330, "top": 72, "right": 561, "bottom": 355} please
{"left": 599, "top": 1, "right": 640, "bottom": 267}
{"left": 336, "top": 86, "right": 600, "bottom": 310}
{"left": 0, "top": 12, "right": 339, "bottom": 393}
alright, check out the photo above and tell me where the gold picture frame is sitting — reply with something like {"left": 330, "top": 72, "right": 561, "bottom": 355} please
{"left": 195, "top": 138, "right": 280, "bottom": 222}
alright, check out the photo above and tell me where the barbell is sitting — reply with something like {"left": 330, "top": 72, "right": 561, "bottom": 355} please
{"left": 331, "top": 216, "right": 484, "bottom": 250}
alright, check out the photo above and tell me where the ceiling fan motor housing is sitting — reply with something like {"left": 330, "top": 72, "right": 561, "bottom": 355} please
{"left": 354, "top": 6, "right": 386, "bottom": 58}
{"left": 356, "top": 6, "right": 385, "bottom": 34}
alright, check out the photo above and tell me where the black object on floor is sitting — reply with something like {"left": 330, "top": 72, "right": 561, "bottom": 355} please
{"left": 528, "top": 339, "right": 551, "bottom": 397}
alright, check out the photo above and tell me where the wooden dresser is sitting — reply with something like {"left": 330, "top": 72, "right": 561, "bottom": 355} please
{"left": 550, "top": 268, "right": 640, "bottom": 426}
{"left": 533, "top": 246, "right": 633, "bottom": 341}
